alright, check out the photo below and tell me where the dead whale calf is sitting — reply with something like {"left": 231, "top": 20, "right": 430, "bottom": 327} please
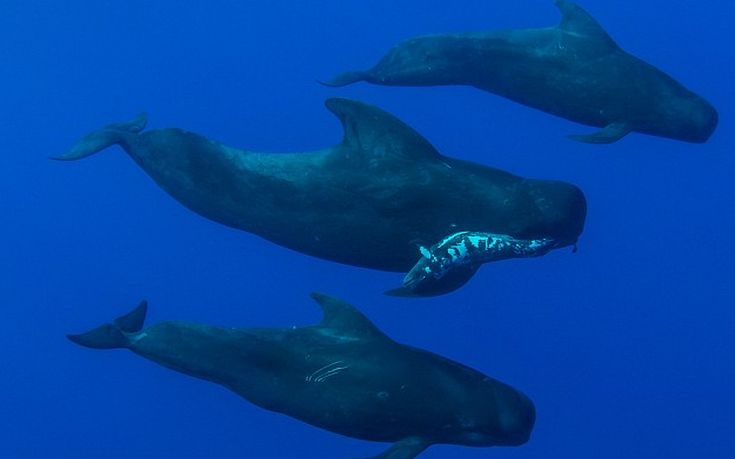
{"left": 324, "top": 1, "right": 718, "bottom": 144}
{"left": 68, "top": 294, "right": 535, "bottom": 458}
{"left": 55, "top": 98, "right": 585, "bottom": 293}
{"left": 386, "top": 231, "right": 558, "bottom": 297}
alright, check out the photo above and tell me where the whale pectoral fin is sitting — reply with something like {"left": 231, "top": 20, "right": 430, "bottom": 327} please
{"left": 567, "top": 122, "right": 632, "bottom": 144}
{"left": 364, "top": 437, "right": 430, "bottom": 459}
{"left": 318, "top": 71, "right": 368, "bottom": 87}
{"left": 383, "top": 286, "right": 419, "bottom": 298}
{"left": 386, "top": 264, "right": 479, "bottom": 298}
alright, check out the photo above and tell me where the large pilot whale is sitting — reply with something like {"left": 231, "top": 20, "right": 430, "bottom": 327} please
{"left": 323, "top": 1, "right": 718, "bottom": 144}
{"left": 68, "top": 294, "right": 535, "bottom": 458}
{"left": 55, "top": 98, "right": 585, "bottom": 292}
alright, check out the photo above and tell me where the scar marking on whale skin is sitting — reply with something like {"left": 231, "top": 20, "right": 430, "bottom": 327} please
{"left": 306, "top": 360, "right": 349, "bottom": 383}
{"left": 129, "top": 332, "right": 148, "bottom": 344}
{"left": 376, "top": 391, "right": 390, "bottom": 400}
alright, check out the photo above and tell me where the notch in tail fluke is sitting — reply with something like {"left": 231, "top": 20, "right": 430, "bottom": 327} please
{"left": 67, "top": 300, "right": 148, "bottom": 349}
{"left": 51, "top": 112, "right": 148, "bottom": 161}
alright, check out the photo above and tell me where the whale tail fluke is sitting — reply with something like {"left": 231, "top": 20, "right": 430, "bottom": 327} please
{"left": 52, "top": 113, "right": 147, "bottom": 161}
{"left": 318, "top": 71, "right": 369, "bottom": 87}
{"left": 67, "top": 301, "right": 148, "bottom": 349}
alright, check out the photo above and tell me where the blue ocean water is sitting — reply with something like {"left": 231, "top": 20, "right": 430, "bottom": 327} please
{"left": 1, "top": 0, "right": 733, "bottom": 457}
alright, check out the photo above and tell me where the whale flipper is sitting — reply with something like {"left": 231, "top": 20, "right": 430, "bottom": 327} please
{"left": 383, "top": 286, "right": 419, "bottom": 298}
{"left": 366, "top": 437, "right": 430, "bottom": 459}
{"left": 52, "top": 113, "right": 147, "bottom": 161}
{"left": 385, "top": 264, "right": 479, "bottom": 298}
{"left": 325, "top": 98, "right": 441, "bottom": 161}
{"left": 318, "top": 71, "right": 368, "bottom": 87}
{"left": 568, "top": 122, "right": 632, "bottom": 144}
{"left": 67, "top": 301, "right": 148, "bottom": 349}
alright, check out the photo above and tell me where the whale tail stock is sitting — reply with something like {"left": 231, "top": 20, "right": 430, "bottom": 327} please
{"left": 51, "top": 113, "right": 147, "bottom": 161}
{"left": 67, "top": 301, "right": 148, "bottom": 349}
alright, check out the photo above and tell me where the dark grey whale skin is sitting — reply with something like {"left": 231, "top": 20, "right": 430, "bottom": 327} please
{"left": 67, "top": 294, "right": 535, "bottom": 459}
{"left": 324, "top": 1, "right": 718, "bottom": 144}
{"left": 55, "top": 98, "right": 586, "bottom": 272}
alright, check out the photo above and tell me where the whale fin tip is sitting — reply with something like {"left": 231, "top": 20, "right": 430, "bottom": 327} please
{"left": 365, "top": 437, "right": 430, "bottom": 459}
{"left": 319, "top": 70, "right": 367, "bottom": 87}
{"left": 383, "top": 287, "right": 419, "bottom": 298}
{"left": 52, "top": 113, "right": 148, "bottom": 161}
{"left": 568, "top": 122, "right": 632, "bottom": 144}
{"left": 67, "top": 300, "right": 148, "bottom": 350}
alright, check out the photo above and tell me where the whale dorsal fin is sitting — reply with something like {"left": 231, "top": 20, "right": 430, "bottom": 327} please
{"left": 310, "top": 293, "right": 387, "bottom": 340}
{"left": 325, "top": 98, "right": 441, "bottom": 162}
{"left": 555, "top": 1, "right": 615, "bottom": 45}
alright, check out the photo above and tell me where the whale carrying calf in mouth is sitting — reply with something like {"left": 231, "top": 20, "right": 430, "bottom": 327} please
{"left": 386, "top": 231, "right": 559, "bottom": 297}
{"left": 323, "top": 0, "right": 718, "bottom": 144}
{"left": 55, "top": 98, "right": 585, "bottom": 294}
{"left": 68, "top": 294, "right": 536, "bottom": 458}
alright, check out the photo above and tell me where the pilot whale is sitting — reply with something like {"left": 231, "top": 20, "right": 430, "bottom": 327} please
{"left": 55, "top": 98, "right": 585, "bottom": 290}
{"left": 68, "top": 294, "right": 535, "bottom": 458}
{"left": 323, "top": 1, "right": 718, "bottom": 144}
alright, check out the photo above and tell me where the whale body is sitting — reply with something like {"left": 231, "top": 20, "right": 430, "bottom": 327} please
{"left": 324, "top": 1, "right": 718, "bottom": 144}
{"left": 55, "top": 98, "right": 585, "bottom": 279}
{"left": 68, "top": 294, "right": 536, "bottom": 458}
{"left": 387, "top": 231, "right": 559, "bottom": 297}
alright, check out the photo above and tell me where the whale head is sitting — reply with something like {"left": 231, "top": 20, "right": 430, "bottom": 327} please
{"left": 453, "top": 380, "right": 536, "bottom": 447}
{"left": 522, "top": 179, "right": 587, "bottom": 247}
{"left": 669, "top": 94, "right": 719, "bottom": 143}
{"left": 641, "top": 82, "right": 719, "bottom": 143}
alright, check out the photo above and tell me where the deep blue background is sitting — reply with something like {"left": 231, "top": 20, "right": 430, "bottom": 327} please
{"left": 1, "top": 1, "right": 733, "bottom": 458}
